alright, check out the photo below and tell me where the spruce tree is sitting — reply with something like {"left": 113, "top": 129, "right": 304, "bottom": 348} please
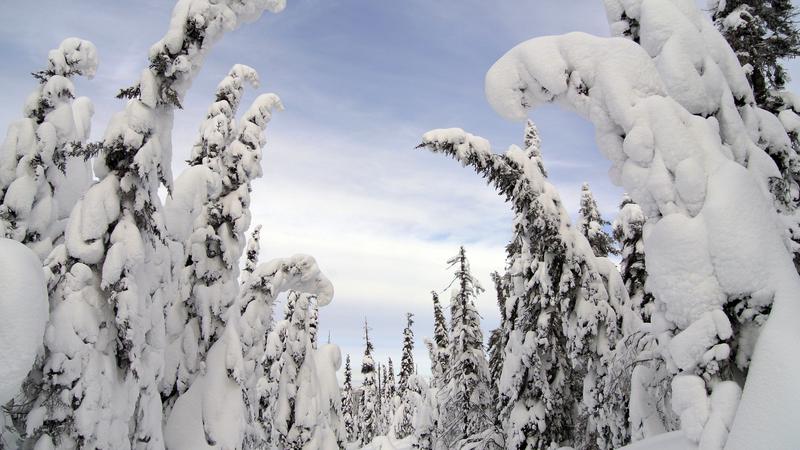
{"left": 419, "top": 126, "right": 624, "bottom": 450}
{"left": 487, "top": 272, "right": 510, "bottom": 395}
{"left": 308, "top": 296, "right": 319, "bottom": 349}
{"left": 27, "top": 3, "right": 286, "bottom": 447}
{"left": 428, "top": 291, "right": 450, "bottom": 388}
{"left": 357, "top": 319, "right": 378, "bottom": 446}
{"left": 437, "top": 247, "right": 493, "bottom": 448}
{"left": 711, "top": 0, "right": 800, "bottom": 111}
{"left": 244, "top": 224, "right": 263, "bottom": 279}
{"left": 612, "top": 195, "right": 653, "bottom": 321}
{"left": 342, "top": 354, "right": 356, "bottom": 443}
{"left": 261, "top": 291, "right": 315, "bottom": 448}
{"left": 395, "top": 313, "right": 418, "bottom": 438}
{"left": 398, "top": 313, "right": 416, "bottom": 393}
{"left": 0, "top": 38, "right": 96, "bottom": 260}
{"left": 579, "top": 182, "right": 617, "bottom": 257}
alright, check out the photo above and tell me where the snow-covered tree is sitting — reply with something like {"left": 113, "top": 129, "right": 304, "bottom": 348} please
{"left": 419, "top": 128, "right": 625, "bottom": 449}
{"left": 486, "top": 271, "right": 509, "bottom": 395}
{"left": 578, "top": 182, "right": 617, "bottom": 257}
{"left": 426, "top": 291, "right": 450, "bottom": 389}
{"left": 394, "top": 313, "right": 417, "bottom": 439}
{"left": 710, "top": 0, "right": 800, "bottom": 112}
{"left": 357, "top": 319, "right": 378, "bottom": 446}
{"left": 377, "top": 357, "right": 397, "bottom": 437}
{"left": 435, "top": 247, "right": 493, "bottom": 448}
{"left": 164, "top": 254, "right": 335, "bottom": 449}
{"left": 260, "top": 291, "right": 317, "bottom": 448}
{"left": 486, "top": 2, "right": 800, "bottom": 445}
{"left": 308, "top": 296, "right": 319, "bottom": 350}
{"left": 27, "top": 3, "right": 286, "bottom": 448}
{"left": 342, "top": 354, "right": 356, "bottom": 443}
{"left": 612, "top": 195, "right": 653, "bottom": 321}
{"left": 161, "top": 63, "right": 276, "bottom": 410}
{"left": 244, "top": 224, "right": 263, "bottom": 278}
{"left": 398, "top": 313, "right": 415, "bottom": 394}
{"left": 0, "top": 38, "right": 96, "bottom": 260}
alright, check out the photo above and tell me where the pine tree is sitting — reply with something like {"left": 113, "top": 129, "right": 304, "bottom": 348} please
{"left": 0, "top": 38, "right": 96, "bottom": 260}
{"left": 342, "top": 354, "right": 356, "bottom": 443}
{"left": 612, "top": 195, "right": 653, "bottom": 321}
{"left": 419, "top": 126, "right": 624, "bottom": 450}
{"left": 385, "top": 358, "right": 397, "bottom": 402}
{"left": 27, "top": 3, "right": 287, "bottom": 446}
{"left": 711, "top": 0, "right": 800, "bottom": 111}
{"left": 379, "top": 358, "right": 397, "bottom": 436}
{"left": 357, "top": 319, "right": 378, "bottom": 446}
{"left": 579, "top": 182, "right": 617, "bottom": 257}
{"left": 437, "top": 247, "right": 494, "bottom": 448}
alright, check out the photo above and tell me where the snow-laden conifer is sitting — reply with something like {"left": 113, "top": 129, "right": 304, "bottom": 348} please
{"left": 579, "top": 182, "right": 618, "bottom": 257}
{"left": 342, "top": 354, "right": 356, "bottom": 443}
{"left": 426, "top": 292, "right": 449, "bottom": 389}
{"left": 394, "top": 313, "right": 417, "bottom": 439}
{"left": 0, "top": 38, "right": 96, "bottom": 260}
{"left": 357, "top": 319, "right": 378, "bottom": 446}
{"left": 436, "top": 247, "right": 493, "bottom": 448}
{"left": 28, "top": 2, "right": 286, "bottom": 447}
{"left": 419, "top": 128, "right": 626, "bottom": 449}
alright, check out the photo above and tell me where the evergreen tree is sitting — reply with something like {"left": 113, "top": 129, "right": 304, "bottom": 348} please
{"left": 398, "top": 313, "right": 416, "bottom": 393}
{"left": 437, "top": 247, "right": 494, "bottom": 448}
{"left": 419, "top": 126, "right": 624, "bottom": 450}
{"left": 428, "top": 291, "right": 450, "bottom": 388}
{"left": 487, "top": 271, "right": 510, "bottom": 395}
{"left": 395, "top": 313, "right": 417, "bottom": 438}
{"left": 385, "top": 358, "right": 397, "bottom": 402}
{"left": 612, "top": 195, "right": 653, "bottom": 321}
{"left": 161, "top": 64, "right": 270, "bottom": 409}
{"left": 357, "top": 319, "right": 378, "bottom": 446}
{"left": 261, "top": 291, "right": 315, "bottom": 448}
{"left": 308, "top": 296, "right": 319, "bottom": 350}
{"left": 0, "top": 38, "right": 96, "bottom": 260}
{"left": 26, "top": 3, "right": 287, "bottom": 446}
{"left": 711, "top": 0, "right": 800, "bottom": 111}
{"left": 579, "top": 182, "right": 617, "bottom": 257}
{"left": 342, "top": 354, "right": 356, "bottom": 443}
{"left": 244, "top": 224, "right": 263, "bottom": 279}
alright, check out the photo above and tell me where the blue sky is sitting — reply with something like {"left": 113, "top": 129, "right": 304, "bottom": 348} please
{"left": 3, "top": 1, "right": 798, "bottom": 383}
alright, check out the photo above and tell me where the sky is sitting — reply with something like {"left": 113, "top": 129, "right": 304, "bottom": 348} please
{"left": 2, "top": 0, "right": 800, "bottom": 384}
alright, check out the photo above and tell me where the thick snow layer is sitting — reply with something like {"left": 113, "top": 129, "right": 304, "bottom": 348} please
{"left": 619, "top": 431, "right": 696, "bottom": 450}
{"left": 0, "top": 238, "right": 48, "bottom": 404}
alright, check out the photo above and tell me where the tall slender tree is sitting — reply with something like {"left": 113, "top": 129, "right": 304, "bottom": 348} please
{"left": 437, "top": 247, "right": 493, "bottom": 448}
{"left": 357, "top": 319, "right": 378, "bottom": 446}
{"left": 612, "top": 195, "right": 653, "bottom": 321}
{"left": 342, "top": 354, "right": 356, "bottom": 443}
{"left": 428, "top": 292, "right": 450, "bottom": 389}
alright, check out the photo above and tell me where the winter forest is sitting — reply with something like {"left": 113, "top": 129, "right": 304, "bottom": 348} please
{"left": 1, "top": 0, "right": 799, "bottom": 449}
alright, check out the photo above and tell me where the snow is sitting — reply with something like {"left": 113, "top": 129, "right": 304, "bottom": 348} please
{"left": 619, "top": 431, "right": 696, "bottom": 450}
{"left": 0, "top": 239, "right": 48, "bottom": 405}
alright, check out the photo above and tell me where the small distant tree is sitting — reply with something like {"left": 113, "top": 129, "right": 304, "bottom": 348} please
{"left": 342, "top": 355, "right": 356, "bottom": 442}
{"left": 357, "top": 319, "right": 378, "bottom": 446}
{"left": 579, "top": 182, "right": 618, "bottom": 257}
{"left": 395, "top": 313, "right": 418, "bottom": 438}
{"left": 428, "top": 292, "right": 450, "bottom": 388}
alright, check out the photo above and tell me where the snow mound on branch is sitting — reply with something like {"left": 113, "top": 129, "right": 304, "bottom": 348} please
{"left": 0, "top": 238, "right": 48, "bottom": 404}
